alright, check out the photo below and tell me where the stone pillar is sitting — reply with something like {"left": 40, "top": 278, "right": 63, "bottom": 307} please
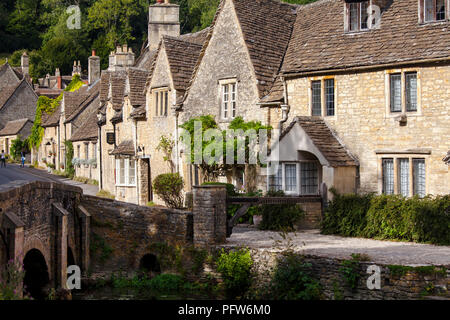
{"left": 3, "top": 212, "right": 25, "bottom": 261}
{"left": 193, "top": 185, "right": 227, "bottom": 247}
{"left": 148, "top": 2, "right": 180, "bottom": 51}
{"left": 53, "top": 203, "right": 68, "bottom": 289}
{"left": 77, "top": 205, "right": 91, "bottom": 275}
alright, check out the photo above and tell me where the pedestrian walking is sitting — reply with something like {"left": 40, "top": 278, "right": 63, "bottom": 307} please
{"left": 0, "top": 150, "right": 6, "bottom": 168}
{"left": 21, "top": 152, "right": 26, "bottom": 168}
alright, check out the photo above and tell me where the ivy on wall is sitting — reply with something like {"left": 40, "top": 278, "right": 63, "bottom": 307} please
{"left": 28, "top": 75, "right": 84, "bottom": 149}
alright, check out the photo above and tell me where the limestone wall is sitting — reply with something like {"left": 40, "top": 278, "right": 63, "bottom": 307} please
{"left": 284, "top": 64, "right": 450, "bottom": 195}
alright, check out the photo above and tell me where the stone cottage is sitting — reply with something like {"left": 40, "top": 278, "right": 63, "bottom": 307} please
{"left": 0, "top": 118, "right": 33, "bottom": 157}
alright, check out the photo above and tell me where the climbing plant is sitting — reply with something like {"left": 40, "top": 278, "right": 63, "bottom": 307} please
{"left": 156, "top": 135, "right": 175, "bottom": 173}
{"left": 64, "top": 140, "right": 75, "bottom": 178}
{"left": 28, "top": 75, "right": 84, "bottom": 150}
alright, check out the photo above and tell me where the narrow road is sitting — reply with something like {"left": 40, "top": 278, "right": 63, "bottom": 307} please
{"left": 0, "top": 164, "right": 99, "bottom": 196}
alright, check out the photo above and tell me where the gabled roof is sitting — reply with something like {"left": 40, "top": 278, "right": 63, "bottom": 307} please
{"left": 64, "top": 89, "right": 89, "bottom": 121}
{"left": 127, "top": 68, "right": 149, "bottom": 107}
{"left": 280, "top": 116, "right": 358, "bottom": 167}
{"left": 100, "top": 71, "right": 111, "bottom": 103}
{"left": 70, "top": 104, "right": 100, "bottom": 142}
{"left": 64, "top": 81, "right": 100, "bottom": 123}
{"left": 0, "top": 118, "right": 32, "bottom": 136}
{"left": 0, "top": 81, "right": 23, "bottom": 111}
{"left": 282, "top": 0, "right": 450, "bottom": 74}
{"left": 111, "top": 73, "right": 127, "bottom": 111}
{"left": 41, "top": 104, "right": 62, "bottom": 128}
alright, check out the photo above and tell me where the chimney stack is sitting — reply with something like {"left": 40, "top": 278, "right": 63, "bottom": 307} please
{"left": 55, "top": 68, "right": 62, "bottom": 89}
{"left": 21, "top": 52, "right": 29, "bottom": 75}
{"left": 148, "top": 0, "right": 180, "bottom": 51}
{"left": 108, "top": 44, "right": 135, "bottom": 71}
{"left": 88, "top": 50, "right": 101, "bottom": 85}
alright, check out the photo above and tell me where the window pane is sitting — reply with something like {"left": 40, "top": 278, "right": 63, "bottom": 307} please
{"left": 349, "top": 3, "right": 359, "bottom": 31}
{"left": 231, "top": 84, "right": 236, "bottom": 118}
{"left": 406, "top": 73, "right": 417, "bottom": 112}
{"left": 436, "top": 0, "right": 446, "bottom": 20}
{"left": 85, "top": 143, "right": 89, "bottom": 160}
{"left": 390, "top": 74, "right": 401, "bottom": 112}
{"left": 164, "top": 91, "right": 168, "bottom": 116}
{"left": 285, "top": 164, "right": 297, "bottom": 192}
{"left": 160, "top": 92, "right": 164, "bottom": 116}
{"left": 413, "top": 159, "right": 426, "bottom": 197}
{"left": 398, "top": 159, "right": 409, "bottom": 197}
{"left": 301, "top": 162, "right": 318, "bottom": 195}
{"left": 155, "top": 92, "right": 158, "bottom": 116}
{"left": 382, "top": 159, "right": 394, "bottom": 195}
{"left": 269, "top": 164, "right": 282, "bottom": 192}
{"left": 119, "top": 159, "right": 125, "bottom": 185}
{"left": 129, "top": 160, "right": 136, "bottom": 185}
{"left": 311, "top": 81, "right": 322, "bottom": 116}
{"left": 425, "top": 0, "right": 434, "bottom": 21}
{"left": 360, "top": 1, "right": 369, "bottom": 29}
{"left": 325, "top": 79, "right": 335, "bottom": 116}
{"left": 222, "top": 85, "right": 229, "bottom": 118}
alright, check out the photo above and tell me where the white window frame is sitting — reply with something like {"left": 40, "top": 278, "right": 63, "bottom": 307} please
{"left": 420, "top": 0, "right": 448, "bottom": 23}
{"left": 115, "top": 158, "right": 137, "bottom": 187}
{"left": 219, "top": 79, "right": 237, "bottom": 121}
{"left": 344, "top": 0, "right": 374, "bottom": 33}
{"left": 269, "top": 162, "right": 320, "bottom": 196}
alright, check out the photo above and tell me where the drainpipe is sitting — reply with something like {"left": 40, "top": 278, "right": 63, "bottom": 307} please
{"left": 279, "top": 76, "right": 290, "bottom": 132}
{"left": 133, "top": 118, "right": 140, "bottom": 205}
{"left": 98, "top": 122, "right": 103, "bottom": 190}
{"left": 57, "top": 125, "right": 61, "bottom": 170}
{"left": 175, "top": 112, "right": 179, "bottom": 173}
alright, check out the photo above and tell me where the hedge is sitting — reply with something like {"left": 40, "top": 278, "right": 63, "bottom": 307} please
{"left": 321, "top": 192, "right": 450, "bottom": 245}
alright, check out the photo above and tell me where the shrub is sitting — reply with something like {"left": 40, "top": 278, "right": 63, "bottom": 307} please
{"left": 216, "top": 248, "right": 253, "bottom": 299}
{"left": 202, "top": 182, "right": 237, "bottom": 196}
{"left": 321, "top": 192, "right": 450, "bottom": 245}
{"left": 258, "top": 191, "right": 305, "bottom": 231}
{"left": 153, "top": 173, "right": 184, "bottom": 209}
{"left": 267, "top": 253, "right": 321, "bottom": 300}
{"left": 0, "top": 259, "right": 28, "bottom": 300}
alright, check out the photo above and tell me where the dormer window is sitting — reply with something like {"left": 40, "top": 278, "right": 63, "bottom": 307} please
{"left": 345, "top": 0, "right": 371, "bottom": 32}
{"left": 420, "top": 0, "right": 447, "bottom": 22}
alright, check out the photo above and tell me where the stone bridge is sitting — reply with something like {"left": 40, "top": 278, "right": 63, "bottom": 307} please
{"left": 0, "top": 181, "right": 90, "bottom": 299}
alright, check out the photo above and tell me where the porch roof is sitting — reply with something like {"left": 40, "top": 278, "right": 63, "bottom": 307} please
{"left": 110, "top": 140, "right": 135, "bottom": 156}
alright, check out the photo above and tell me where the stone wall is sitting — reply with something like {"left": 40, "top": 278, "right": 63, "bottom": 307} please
{"left": 81, "top": 195, "right": 193, "bottom": 276}
{"left": 283, "top": 64, "right": 450, "bottom": 196}
{"left": 247, "top": 249, "right": 449, "bottom": 300}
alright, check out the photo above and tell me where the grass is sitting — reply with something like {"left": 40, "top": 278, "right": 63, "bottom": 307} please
{"left": 73, "top": 176, "right": 99, "bottom": 186}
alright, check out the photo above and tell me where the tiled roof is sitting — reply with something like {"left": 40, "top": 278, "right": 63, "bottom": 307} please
{"left": 110, "top": 140, "right": 135, "bottom": 156}
{"left": 128, "top": 68, "right": 149, "bottom": 106}
{"left": 111, "top": 73, "right": 126, "bottom": 111}
{"left": 0, "top": 118, "right": 31, "bottom": 136}
{"left": 282, "top": 0, "right": 450, "bottom": 74}
{"left": 0, "top": 81, "right": 22, "bottom": 111}
{"left": 35, "top": 88, "right": 63, "bottom": 99}
{"left": 281, "top": 116, "right": 358, "bottom": 167}
{"left": 64, "top": 89, "right": 89, "bottom": 120}
{"left": 163, "top": 36, "right": 204, "bottom": 91}
{"left": 178, "top": 27, "right": 211, "bottom": 45}
{"left": 70, "top": 105, "right": 99, "bottom": 142}
{"left": 110, "top": 110, "right": 123, "bottom": 123}
{"left": 100, "top": 71, "right": 111, "bottom": 103}
{"left": 65, "top": 81, "right": 100, "bottom": 123}
{"left": 232, "top": 0, "right": 297, "bottom": 98}
{"left": 444, "top": 151, "right": 450, "bottom": 165}
{"left": 130, "top": 105, "right": 146, "bottom": 119}
{"left": 260, "top": 77, "right": 284, "bottom": 103}
{"left": 41, "top": 104, "right": 62, "bottom": 127}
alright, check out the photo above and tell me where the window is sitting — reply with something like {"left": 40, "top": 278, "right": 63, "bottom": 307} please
{"left": 311, "top": 81, "right": 322, "bottom": 116}
{"left": 397, "top": 159, "right": 410, "bottom": 197}
{"left": 413, "top": 159, "right": 426, "bottom": 197}
{"left": 347, "top": 0, "right": 371, "bottom": 32}
{"left": 84, "top": 143, "right": 89, "bottom": 160}
{"left": 325, "top": 79, "right": 335, "bottom": 116}
{"left": 301, "top": 162, "right": 318, "bottom": 195}
{"left": 284, "top": 164, "right": 297, "bottom": 193}
{"left": 311, "top": 78, "right": 335, "bottom": 116}
{"left": 422, "top": 0, "right": 447, "bottom": 22}
{"left": 154, "top": 89, "right": 169, "bottom": 117}
{"left": 381, "top": 157, "right": 426, "bottom": 197}
{"left": 390, "top": 74, "right": 402, "bottom": 112}
{"left": 92, "top": 143, "right": 97, "bottom": 158}
{"left": 116, "top": 158, "right": 136, "bottom": 186}
{"left": 382, "top": 158, "right": 394, "bottom": 195}
{"left": 221, "top": 82, "right": 237, "bottom": 120}
{"left": 405, "top": 73, "right": 417, "bottom": 112}
{"left": 268, "top": 164, "right": 282, "bottom": 192}
{"left": 77, "top": 145, "right": 80, "bottom": 158}
{"left": 388, "top": 71, "right": 419, "bottom": 114}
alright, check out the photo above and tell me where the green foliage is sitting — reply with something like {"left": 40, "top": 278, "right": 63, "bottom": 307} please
{"left": 156, "top": 135, "right": 175, "bottom": 172}
{"left": 321, "top": 192, "right": 450, "bottom": 245}
{"left": 216, "top": 248, "right": 253, "bottom": 299}
{"left": 267, "top": 253, "right": 321, "bottom": 300}
{"left": 0, "top": 259, "right": 29, "bottom": 300}
{"left": 153, "top": 173, "right": 184, "bottom": 209}
{"left": 339, "top": 255, "right": 361, "bottom": 291}
{"left": 90, "top": 233, "right": 113, "bottom": 263}
{"left": 387, "top": 265, "right": 447, "bottom": 278}
{"left": 96, "top": 189, "right": 115, "bottom": 200}
{"left": 64, "top": 140, "right": 75, "bottom": 178}
{"left": 10, "top": 137, "right": 29, "bottom": 160}
{"left": 258, "top": 191, "right": 305, "bottom": 231}
{"left": 29, "top": 75, "right": 84, "bottom": 150}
